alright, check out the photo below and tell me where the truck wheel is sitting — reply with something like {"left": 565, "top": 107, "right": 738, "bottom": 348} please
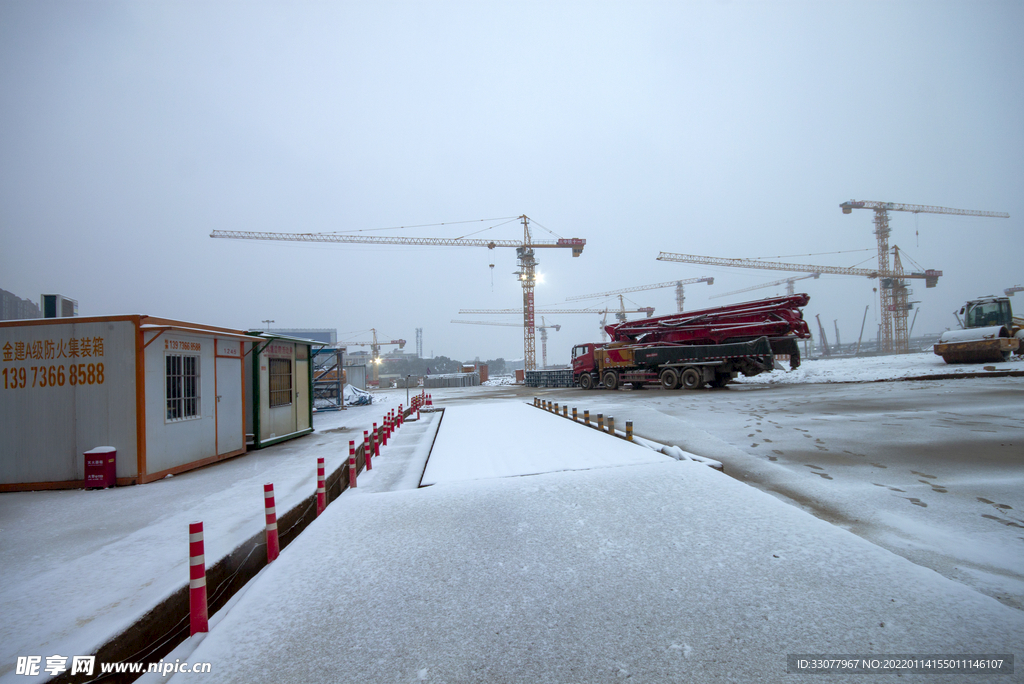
{"left": 680, "top": 368, "right": 702, "bottom": 390}
{"left": 579, "top": 373, "right": 594, "bottom": 390}
{"left": 602, "top": 370, "right": 619, "bottom": 390}
{"left": 660, "top": 368, "right": 680, "bottom": 389}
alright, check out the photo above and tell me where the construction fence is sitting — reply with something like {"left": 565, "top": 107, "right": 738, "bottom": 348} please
{"left": 423, "top": 372, "right": 480, "bottom": 388}
{"left": 524, "top": 368, "right": 575, "bottom": 388}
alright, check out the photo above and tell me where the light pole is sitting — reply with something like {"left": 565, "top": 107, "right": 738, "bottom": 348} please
{"left": 406, "top": 375, "right": 411, "bottom": 406}
{"left": 261, "top": 319, "right": 274, "bottom": 330}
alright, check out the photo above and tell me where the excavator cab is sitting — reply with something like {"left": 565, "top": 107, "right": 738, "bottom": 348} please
{"left": 962, "top": 298, "right": 1013, "bottom": 330}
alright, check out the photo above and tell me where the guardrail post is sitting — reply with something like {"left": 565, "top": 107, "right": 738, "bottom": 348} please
{"left": 597, "top": 414, "right": 604, "bottom": 431}
{"left": 584, "top": 409, "right": 590, "bottom": 426}
{"left": 572, "top": 407, "right": 577, "bottom": 421}
{"left": 608, "top": 416, "right": 615, "bottom": 435}
{"left": 626, "top": 421, "right": 633, "bottom": 441}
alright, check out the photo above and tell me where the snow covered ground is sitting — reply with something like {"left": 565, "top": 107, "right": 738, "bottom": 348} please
{"left": 1, "top": 351, "right": 1021, "bottom": 682}
{"left": 443, "top": 353, "right": 1024, "bottom": 612}
{"left": 421, "top": 402, "right": 665, "bottom": 484}
{"left": 737, "top": 350, "right": 1022, "bottom": 384}
{"left": 165, "top": 402, "right": 1023, "bottom": 683}
{"left": 0, "top": 398, "right": 416, "bottom": 684}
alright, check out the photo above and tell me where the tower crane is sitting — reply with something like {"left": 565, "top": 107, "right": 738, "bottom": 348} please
{"left": 345, "top": 329, "right": 405, "bottom": 383}
{"left": 840, "top": 200, "right": 1009, "bottom": 353}
{"left": 710, "top": 273, "right": 820, "bottom": 300}
{"left": 1004, "top": 285, "right": 1024, "bottom": 297}
{"left": 452, "top": 318, "right": 561, "bottom": 368}
{"left": 210, "top": 215, "right": 585, "bottom": 371}
{"left": 566, "top": 277, "right": 714, "bottom": 312}
{"left": 460, "top": 303, "right": 655, "bottom": 346}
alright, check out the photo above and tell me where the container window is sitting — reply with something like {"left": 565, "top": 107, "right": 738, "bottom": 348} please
{"left": 166, "top": 353, "right": 200, "bottom": 421}
{"left": 269, "top": 358, "right": 292, "bottom": 408}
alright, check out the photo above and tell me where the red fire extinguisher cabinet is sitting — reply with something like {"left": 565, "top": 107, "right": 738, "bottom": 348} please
{"left": 84, "top": 447, "right": 116, "bottom": 489}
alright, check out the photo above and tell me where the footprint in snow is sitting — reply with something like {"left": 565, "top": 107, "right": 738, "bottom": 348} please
{"left": 982, "top": 514, "right": 1024, "bottom": 529}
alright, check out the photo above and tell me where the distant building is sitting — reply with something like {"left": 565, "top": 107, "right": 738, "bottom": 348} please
{"left": 1, "top": 289, "right": 41, "bottom": 321}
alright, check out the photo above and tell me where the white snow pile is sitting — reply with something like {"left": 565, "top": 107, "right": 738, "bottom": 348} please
{"left": 738, "top": 351, "right": 1022, "bottom": 385}
{"left": 483, "top": 375, "right": 516, "bottom": 386}
{"left": 343, "top": 384, "right": 373, "bottom": 405}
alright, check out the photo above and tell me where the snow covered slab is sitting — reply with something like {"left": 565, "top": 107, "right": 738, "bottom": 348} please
{"left": 420, "top": 402, "right": 666, "bottom": 485}
{"left": 172, "top": 462, "right": 1023, "bottom": 684}
{"left": 737, "top": 350, "right": 1022, "bottom": 384}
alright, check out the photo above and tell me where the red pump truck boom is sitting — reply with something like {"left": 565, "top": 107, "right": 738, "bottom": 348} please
{"left": 571, "top": 295, "right": 812, "bottom": 390}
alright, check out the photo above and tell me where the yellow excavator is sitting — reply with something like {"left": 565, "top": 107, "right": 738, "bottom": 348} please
{"left": 933, "top": 296, "right": 1023, "bottom": 363}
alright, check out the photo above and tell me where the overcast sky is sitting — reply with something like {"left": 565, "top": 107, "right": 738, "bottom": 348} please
{"left": 2, "top": 0, "right": 1021, "bottom": 365}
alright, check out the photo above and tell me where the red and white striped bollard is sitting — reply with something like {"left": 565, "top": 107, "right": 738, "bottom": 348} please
{"left": 348, "top": 440, "right": 357, "bottom": 488}
{"left": 189, "top": 521, "right": 208, "bottom": 635}
{"left": 364, "top": 430, "right": 372, "bottom": 470}
{"left": 316, "top": 458, "right": 326, "bottom": 516}
{"left": 373, "top": 422, "right": 380, "bottom": 457}
{"left": 264, "top": 483, "right": 279, "bottom": 562}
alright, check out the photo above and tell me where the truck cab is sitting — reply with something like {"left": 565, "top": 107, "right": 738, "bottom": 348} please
{"left": 572, "top": 343, "right": 599, "bottom": 388}
{"left": 961, "top": 297, "right": 1013, "bottom": 329}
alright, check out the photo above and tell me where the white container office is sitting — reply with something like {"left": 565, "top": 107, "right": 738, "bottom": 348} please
{"left": 0, "top": 315, "right": 254, "bottom": 491}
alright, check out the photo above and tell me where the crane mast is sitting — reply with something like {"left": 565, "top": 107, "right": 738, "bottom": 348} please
{"left": 211, "top": 215, "right": 585, "bottom": 371}
{"left": 840, "top": 200, "right": 1008, "bottom": 353}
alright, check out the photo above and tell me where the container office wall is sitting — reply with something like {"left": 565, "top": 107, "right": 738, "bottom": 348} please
{"left": 0, "top": 315, "right": 252, "bottom": 491}
{"left": 247, "top": 334, "right": 314, "bottom": 449}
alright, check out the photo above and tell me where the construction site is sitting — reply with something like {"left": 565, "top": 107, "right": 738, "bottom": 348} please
{"left": 199, "top": 200, "right": 1020, "bottom": 395}
{"left": 3, "top": 2, "right": 1022, "bottom": 680}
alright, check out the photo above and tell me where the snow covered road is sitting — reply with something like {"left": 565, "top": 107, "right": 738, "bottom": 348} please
{"left": 169, "top": 402, "right": 1023, "bottom": 683}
